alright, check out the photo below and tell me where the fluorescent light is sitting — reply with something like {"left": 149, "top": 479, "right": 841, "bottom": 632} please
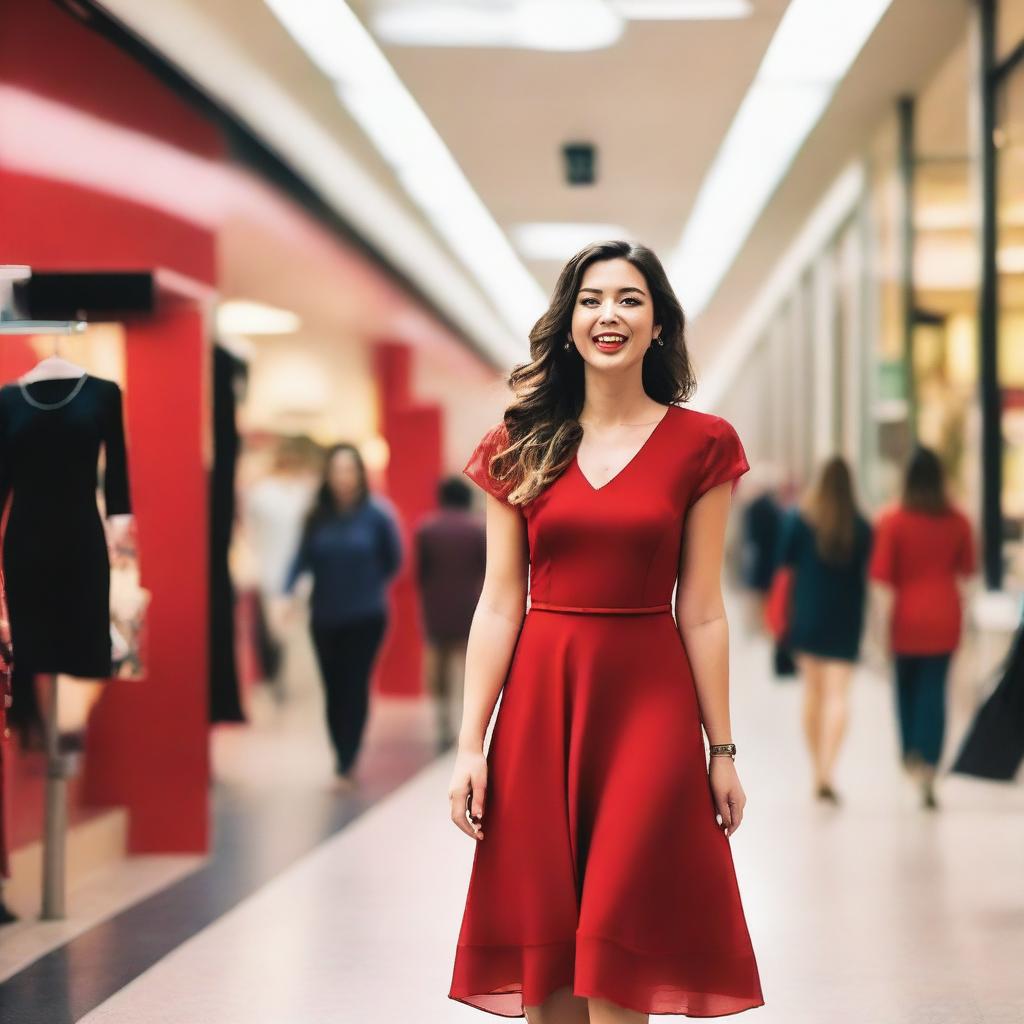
{"left": 263, "top": 0, "right": 393, "bottom": 85}
{"left": 372, "top": 0, "right": 623, "bottom": 50}
{"left": 668, "top": 0, "right": 894, "bottom": 317}
{"left": 512, "top": 222, "right": 633, "bottom": 260}
{"left": 217, "top": 300, "right": 301, "bottom": 335}
{"left": 264, "top": 0, "right": 547, "bottom": 339}
{"left": 611, "top": 0, "right": 752, "bottom": 19}
{"left": 760, "top": 0, "right": 893, "bottom": 84}
{"left": 516, "top": 0, "right": 622, "bottom": 51}
{"left": 372, "top": 0, "right": 748, "bottom": 47}
{"left": 373, "top": 3, "right": 513, "bottom": 48}
{"left": 672, "top": 84, "right": 831, "bottom": 315}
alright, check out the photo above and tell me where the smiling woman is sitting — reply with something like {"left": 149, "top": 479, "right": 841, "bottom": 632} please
{"left": 474, "top": 240, "right": 696, "bottom": 508}
{"left": 447, "top": 240, "right": 763, "bottom": 1021}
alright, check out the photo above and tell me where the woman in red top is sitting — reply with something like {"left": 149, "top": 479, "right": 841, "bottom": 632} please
{"left": 868, "top": 447, "right": 975, "bottom": 810}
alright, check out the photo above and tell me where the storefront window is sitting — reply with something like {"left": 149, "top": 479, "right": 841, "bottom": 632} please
{"left": 866, "top": 115, "right": 908, "bottom": 506}
{"left": 997, "top": 0, "right": 1024, "bottom": 65}
{"left": 996, "top": 48, "right": 1024, "bottom": 584}
{"left": 905, "top": 29, "right": 979, "bottom": 518}
{"left": 911, "top": 154, "right": 977, "bottom": 506}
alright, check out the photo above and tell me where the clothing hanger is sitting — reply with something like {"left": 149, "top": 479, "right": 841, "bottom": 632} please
{"left": 19, "top": 336, "right": 88, "bottom": 383}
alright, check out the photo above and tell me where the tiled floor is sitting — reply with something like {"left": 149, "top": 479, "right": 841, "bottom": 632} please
{"left": 0, "top": 626, "right": 444, "bottom": 1024}
{"left": 4, "top": 603, "right": 1023, "bottom": 1023}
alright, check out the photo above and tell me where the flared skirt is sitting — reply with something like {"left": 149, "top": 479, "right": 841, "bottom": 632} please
{"left": 448, "top": 608, "right": 764, "bottom": 1017}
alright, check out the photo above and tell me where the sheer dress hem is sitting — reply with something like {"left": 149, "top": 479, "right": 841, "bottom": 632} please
{"left": 449, "top": 933, "right": 765, "bottom": 1018}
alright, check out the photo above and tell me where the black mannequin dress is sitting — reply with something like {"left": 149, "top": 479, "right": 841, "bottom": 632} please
{"left": 0, "top": 373, "right": 131, "bottom": 694}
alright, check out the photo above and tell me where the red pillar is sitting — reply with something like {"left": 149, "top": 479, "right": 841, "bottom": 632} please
{"left": 373, "top": 342, "right": 442, "bottom": 697}
{"left": 82, "top": 306, "right": 210, "bottom": 852}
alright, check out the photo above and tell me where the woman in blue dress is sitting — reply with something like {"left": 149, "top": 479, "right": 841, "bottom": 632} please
{"left": 777, "top": 456, "right": 873, "bottom": 804}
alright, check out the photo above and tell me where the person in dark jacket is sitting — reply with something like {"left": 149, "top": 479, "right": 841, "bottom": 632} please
{"left": 414, "top": 477, "right": 486, "bottom": 749}
{"left": 283, "top": 443, "right": 403, "bottom": 791}
{"left": 777, "top": 456, "right": 873, "bottom": 804}
{"left": 739, "top": 462, "right": 784, "bottom": 641}
{"left": 869, "top": 447, "right": 975, "bottom": 810}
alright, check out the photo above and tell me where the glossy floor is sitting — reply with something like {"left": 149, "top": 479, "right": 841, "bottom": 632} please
{"left": 4, "top": 605, "right": 1022, "bottom": 1023}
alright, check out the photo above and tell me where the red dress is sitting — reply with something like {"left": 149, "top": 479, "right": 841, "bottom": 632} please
{"left": 449, "top": 403, "right": 764, "bottom": 1018}
{"left": 868, "top": 504, "right": 975, "bottom": 655}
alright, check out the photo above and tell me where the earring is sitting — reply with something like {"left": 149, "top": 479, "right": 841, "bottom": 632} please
{"left": 564, "top": 337, "right": 574, "bottom": 351}
{"left": 654, "top": 335, "right": 665, "bottom": 347}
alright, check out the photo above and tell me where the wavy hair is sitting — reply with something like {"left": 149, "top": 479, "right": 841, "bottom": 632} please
{"left": 801, "top": 456, "right": 861, "bottom": 565}
{"left": 488, "top": 240, "right": 697, "bottom": 505}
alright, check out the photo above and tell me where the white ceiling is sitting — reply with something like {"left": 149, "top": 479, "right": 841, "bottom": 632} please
{"left": 100, "top": 0, "right": 971, "bottom": 382}
{"left": 353, "top": 0, "right": 790, "bottom": 281}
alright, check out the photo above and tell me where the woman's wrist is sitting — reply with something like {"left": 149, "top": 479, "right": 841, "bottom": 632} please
{"left": 457, "top": 733, "right": 484, "bottom": 754}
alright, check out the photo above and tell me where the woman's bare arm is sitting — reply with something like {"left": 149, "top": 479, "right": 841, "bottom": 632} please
{"left": 457, "top": 493, "right": 529, "bottom": 751}
{"left": 449, "top": 492, "right": 529, "bottom": 840}
{"left": 675, "top": 481, "right": 746, "bottom": 836}
{"left": 676, "top": 481, "right": 734, "bottom": 746}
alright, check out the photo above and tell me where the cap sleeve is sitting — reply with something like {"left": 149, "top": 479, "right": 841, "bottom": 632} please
{"left": 689, "top": 416, "right": 750, "bottom": 507}
{"left": 463, "top": 422, "right": 514, "bottom": 505}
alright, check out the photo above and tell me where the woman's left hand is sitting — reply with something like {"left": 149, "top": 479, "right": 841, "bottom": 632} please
{"left": 709, "top": 756, "right": 746, "bottom": 837}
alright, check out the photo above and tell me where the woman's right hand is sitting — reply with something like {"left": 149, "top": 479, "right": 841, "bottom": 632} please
{"left": 448, "top": 748, "right": 487, "bottom": 841}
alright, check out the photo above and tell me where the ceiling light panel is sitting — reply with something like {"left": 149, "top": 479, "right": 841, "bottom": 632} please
{"left": 668, "top": 0, "right": 894, "bottom": 318}
{"left": 513, "top": 223, "right": 633, "bottom": 260}
{"left": 610, "top": 0, "right": 753, "bottom": 19}
{"left": 759, "top": 0, "right": 894, "bottom": 84}
{"left": 372, "top": 0, "right": 623, "bottom": 50}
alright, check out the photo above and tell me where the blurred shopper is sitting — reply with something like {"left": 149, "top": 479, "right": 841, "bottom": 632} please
{"left": 414, "top": 477, "right": 486, "bottom": 750}
{"left": 777, "top": 457, "right": 873, "bottom": 803}
{"left": 244, "top": 436, "right": 319, "bottom": 690}
{"left": 739, "top": 462, "right": 784, "bottom": 642}
{"left": 283, "top": 444, "right": 403, "bottom": 791}
{"left": 869, "top": 447, "right": 975, "bottom": 810}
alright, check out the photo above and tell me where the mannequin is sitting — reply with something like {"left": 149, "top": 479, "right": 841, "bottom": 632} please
{"left": 14, "top": 352, "right": 133, "bottom": 734}
{"left": 0, "top": 336, "right": 135, "bottom": 918}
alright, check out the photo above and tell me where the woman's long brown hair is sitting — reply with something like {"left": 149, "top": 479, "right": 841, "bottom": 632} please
{"left": 488, "top": 240, "right": 697, "bottom": 505}
{"left": 902, "top": 446, "right": 950, "bottom": 514}
{"left": 801, "top": 456, "right": 861, "bottom": 565}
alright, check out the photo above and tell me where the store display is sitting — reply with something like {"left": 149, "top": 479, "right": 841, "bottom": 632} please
{"left": 209, "top": 343, "right": 247, "bottom": 722}
{"left": 108, "top": 520, "right": 150, "bottom": 680}
{"left": 0, "top": 366, "right": 132, "bottom": 729}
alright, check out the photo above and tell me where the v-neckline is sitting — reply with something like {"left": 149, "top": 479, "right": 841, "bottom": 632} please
{"left": 574, "top": 404, "right": 673, "bottom": 493}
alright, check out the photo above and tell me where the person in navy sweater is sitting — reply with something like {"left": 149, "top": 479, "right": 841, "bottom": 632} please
{"left": 284, "top": 443, "right": 403, "bottom": 790}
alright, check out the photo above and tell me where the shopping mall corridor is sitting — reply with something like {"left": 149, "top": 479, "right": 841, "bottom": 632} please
{"left": 4, "top": 600, "right": 1023, "bottom": 1024}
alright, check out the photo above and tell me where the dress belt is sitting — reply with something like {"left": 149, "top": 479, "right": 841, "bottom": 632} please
{"left": 529, "top": 601, "right": 672, "bottom": 616}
